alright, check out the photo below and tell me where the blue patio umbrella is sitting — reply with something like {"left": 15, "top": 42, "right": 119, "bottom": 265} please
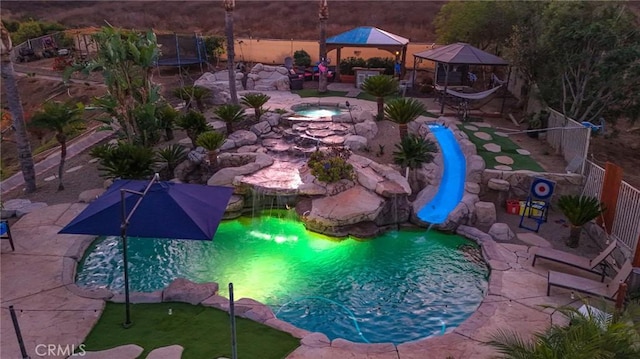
{"left": 59, "top": 175, "right": 234, "bottom": 326}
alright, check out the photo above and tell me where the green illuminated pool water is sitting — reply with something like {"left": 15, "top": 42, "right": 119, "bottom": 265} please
{"left": 77, "top": 211, "right": 488, "bottom": 344}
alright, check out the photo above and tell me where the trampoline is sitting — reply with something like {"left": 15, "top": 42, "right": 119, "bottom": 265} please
{"left": 155, "top": 33, "right": 208, "bottom": 72}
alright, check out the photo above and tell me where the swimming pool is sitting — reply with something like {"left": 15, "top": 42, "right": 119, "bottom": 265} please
{"left": 77, "top": 211, "right": 488, "bottom": 344}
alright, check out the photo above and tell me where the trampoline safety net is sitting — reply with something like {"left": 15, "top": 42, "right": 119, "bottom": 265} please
{"left": 155, "top": 33, "right": 208, "bottom": 67}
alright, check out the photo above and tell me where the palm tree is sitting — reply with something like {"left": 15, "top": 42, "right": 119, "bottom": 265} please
{"left": 240, "top": 93, "right": 270, "bottom": 121}
{"left": 156, "top": 103, "right": 179, "bottom": 141}
{"left": 393, "top": 134, "right": 438, "bottom": 192}
{"left": 196, "top": 131, "right": 226, "bottom": 167}
{"left": 0, "top": 23, "right": 36, "bottom": 192}
{"left": 175, "top": 110, "right": 209, "bottom": 148}
{"left": 213, "top": 104, "right": 245, "bottom": 135}
{"left": 362, "top": 75, "right": 399, "bottom": 120}
{"left": 223, "top": 0, "right": 238, "bottom": 104}
{"left": 156, "top": 144, "right": 187, "bottom": 180}
{"left": 90, "top": 142, "right": 156, "bottom": 180}
{"left": 172, "top": 85, "right": 210, "bottom": 112}
{"left": 384, "top": 97, "right": 426, "bottom": 140}
{"left": 318, "top": 0, "right": 329, "bottom": 93}
{"left": 488, "top": 303, "right": 640, "bottom": 358}
{"left": 557, "top": 195, "right": 606, "bottom": 248}
{"left": 29, "top": 101, "right": 85, "bottom": 191}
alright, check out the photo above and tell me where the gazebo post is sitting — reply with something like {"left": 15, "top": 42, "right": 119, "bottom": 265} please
{"left": 440, "top": 63, "right": 449, "bottom": 115}
{"left": 400, "top": 45, "right": 407, "bottom": 79}
{"left": 411, "top": 56, "right": 418, "bottom": 88}
{"left": 500, "top": 66, "right": 512, "bottom": 114}
{"left": 335, "top": 47, "right": 341, "bottom": 82}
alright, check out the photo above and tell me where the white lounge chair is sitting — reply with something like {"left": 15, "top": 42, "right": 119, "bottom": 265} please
{"left": 547, "top": 260, "right": 632, "bottom": 300}
{"left": 532, "top": 239, "right": 617, "bottom": 282}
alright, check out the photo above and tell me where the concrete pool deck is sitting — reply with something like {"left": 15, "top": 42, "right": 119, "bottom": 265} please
{"left": 0, "top": 83, "right": 604, "bottom": 358}
{"left": 1, "top": 202, "right": 604, "bottom": 359}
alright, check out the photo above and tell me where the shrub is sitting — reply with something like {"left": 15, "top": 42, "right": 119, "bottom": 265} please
{"left": 196, "top": 131, "right": 225, "bottom": 151}
{"left": 90, "top": 142, "right": 156, "bottom": 179}
{"left": 293, "top": 50, "right": 311, "bottom": 67}
{"left": 175, "top": 110, "right": 209, "bottom": 148}
{"left": 339, "top": 57, "right": 367, "bottom": 75}
{"left": 156, "top": 144, "right": 187, "bottom": 180}
{"left": 366, "top": 57, "right": 395, "bottom": 75}
{"left": 307, "top": 148, "right": 355, "bottom": 183}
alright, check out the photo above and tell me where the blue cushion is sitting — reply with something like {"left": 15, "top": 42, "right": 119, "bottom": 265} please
{"left": 0, "top": 221, "right": 7, "bottom": 236}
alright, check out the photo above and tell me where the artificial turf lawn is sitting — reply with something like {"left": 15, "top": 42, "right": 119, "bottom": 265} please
{"left": 457, "top": 124, "right": 546, "bottom": 172}
{"left": 292, "top": 89, "right": 348, "bottom": 98}
{"left": 83, "top": 302, "right": 300, "bottom": 359}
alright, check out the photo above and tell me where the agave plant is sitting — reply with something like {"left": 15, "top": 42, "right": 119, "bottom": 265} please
{"left": 175, "top": 110, "right": 209, "bottom": 148}
{"left": 384, "top": 97, "right": 426, "bottom": 140}
{"left": 156, "top": 144, "right": 187, "bottom": 180}
{"left": 240, "top": 93, "right": 271, "bottom": 121}
{"left": 557, "top": 195, "right": 606, "bottom": 248}
{"left": 196, "top": 131, "right": 226, "bottom": 167}
{"left": 213, "top": 104, "right": 245, "bottom": 134}
{"left": 361, "top": 75, "right": 399, "bottom": 121}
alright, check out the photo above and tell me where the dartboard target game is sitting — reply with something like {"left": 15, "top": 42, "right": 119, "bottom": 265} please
{"left": 530, "top": 178, "right": 555, "bottom": 199}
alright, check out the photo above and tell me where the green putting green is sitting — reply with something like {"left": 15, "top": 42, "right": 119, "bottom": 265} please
{"left": 83, "top": 302, "right": 300, "bottom": 359}
{"left": 457, "top": 125, "right": 545, "bottom": 172}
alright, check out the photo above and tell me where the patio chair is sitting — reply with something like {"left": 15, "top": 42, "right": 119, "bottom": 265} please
{"left": 547, "top": 259, "right": 632, "bottom": 300}
{"left": 1, "top": 220, "right": 14, "bottom": 251}
{"left": 532, "top": 239, "right": 617, "bottom": 282}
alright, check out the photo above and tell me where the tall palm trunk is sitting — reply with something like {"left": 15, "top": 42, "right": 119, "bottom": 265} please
{"left": 1, "top": 24, "right": 36, "bottom": 192}
{"left": 224, "top": 0, "right": 238, "bottom": 105}
{"left": 318, "top": 0, "right": 329, "bottom": 93}
{"left": 56, "top": 133, "right": 67, "bottom": 191}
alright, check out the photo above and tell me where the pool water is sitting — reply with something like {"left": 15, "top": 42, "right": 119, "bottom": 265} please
{"left": 77, "top": 211, "right": 488, "bottom": 344}
{"left": 291, "top": 104, "right": 344, "bottom": 118}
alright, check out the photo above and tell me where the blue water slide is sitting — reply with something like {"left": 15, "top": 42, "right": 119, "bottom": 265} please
{"left": 417, "top": 124, "right": 466, "bottom": 224}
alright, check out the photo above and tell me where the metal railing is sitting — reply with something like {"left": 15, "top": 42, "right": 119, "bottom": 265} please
{"left": 582, "top": 160, "right": 605, "bottom": 199}
{"left": 611, "top": 181, "right": 640, "bottom": 252}
{"left": 582, "top": 160, "right": 640, "bottom": 254}
{"left": 545, "top": 109, "right": 590, "bottom": 174}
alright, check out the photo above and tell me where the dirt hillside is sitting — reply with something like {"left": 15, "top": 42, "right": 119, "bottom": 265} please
{"left": 1, "top": 1, "right": 445, "bottom": 41}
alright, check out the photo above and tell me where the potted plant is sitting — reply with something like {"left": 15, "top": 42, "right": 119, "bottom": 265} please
{"left": 557, "top": 195, "right": 606, "bottom": 248}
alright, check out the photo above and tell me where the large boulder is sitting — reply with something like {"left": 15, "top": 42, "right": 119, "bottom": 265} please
{"left": 344, "top": 135, "right": 368, "bottom": 151}
{"left": 194, "top": 71, "right": 242, "bottom": 104}
{"left": 488, "top": 223, "right": 516, "bottom": 241}
{"left": 474, "top": 201, "right": 497, "bottom": 227}
{"left": 354, "top": 120, "right": 378, "bottom": 140}
{"left": 305, "top": 186, "right": 385, "bottom": 236}
{"left": 162, "top": 278, "right": 218, "bottom": 305}
{"left": 245, "top": 63, "right": 290, "bottom": 91}
{"left": 208, "top": 153, "right": 274, "bottom": 186}
{"left": 1, "top": 198, "right": 31, "bottom": 218}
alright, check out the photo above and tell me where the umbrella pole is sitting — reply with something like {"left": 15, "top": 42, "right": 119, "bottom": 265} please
{"left": 120, "top": 174, "right": 160, "bottom": 328}
{"left": 121, "top": 191, "right": 133, "bottom": 328}
{"left": 229, "top": 283, "right": 238, "bottom": 359}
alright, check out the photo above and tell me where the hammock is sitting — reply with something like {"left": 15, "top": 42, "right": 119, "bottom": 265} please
{"left": 445, "top": 85, "right": 503, "bottom": 101}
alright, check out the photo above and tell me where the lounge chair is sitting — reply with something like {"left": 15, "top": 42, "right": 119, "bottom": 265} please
{"left": 532, "top": 239, "right": 617, "bottom": 282}
{"left": 547, "top": 260, "right": 632, "bottom": 300}
{"left": 1, "top": 220, "right": 14, "bottom": 251}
